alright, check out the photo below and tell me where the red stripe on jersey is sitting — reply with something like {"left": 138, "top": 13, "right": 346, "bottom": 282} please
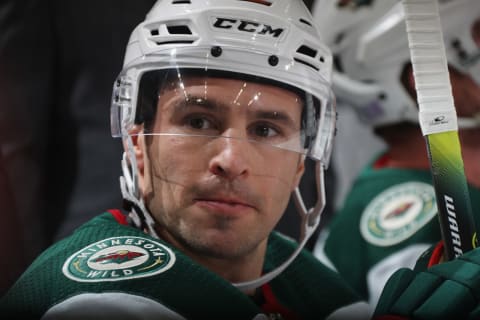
{"left": 261, "top": 283, "right": 299, "bottom": 320}
{"left": 108, "top": 209, "right": 129, "bottom": 225}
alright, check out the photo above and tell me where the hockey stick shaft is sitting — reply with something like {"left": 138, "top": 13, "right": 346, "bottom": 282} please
{"left": 402, "top": 0, "right": 477, "bottom": 260}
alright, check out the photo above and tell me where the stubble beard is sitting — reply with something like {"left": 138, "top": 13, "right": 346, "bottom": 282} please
{"left": 159, "top": 212, "right": 263, "bottom": 261}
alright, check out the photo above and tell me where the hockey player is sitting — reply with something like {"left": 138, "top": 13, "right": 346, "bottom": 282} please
{"left": 0, "top": 0, "right": 371, "bottom": 318}
{"left": 5, "top": 1, "right": 480, "bottom": 318}
{"left": 312, "top": 0, "right": 480, "bottom": 307}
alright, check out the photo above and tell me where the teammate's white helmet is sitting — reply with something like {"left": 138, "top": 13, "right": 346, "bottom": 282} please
{"left": 312, "top": 0, "right": 480, "bottom": 128}
{"left": 111, "top": 0, "right": 335, "bottom": 292}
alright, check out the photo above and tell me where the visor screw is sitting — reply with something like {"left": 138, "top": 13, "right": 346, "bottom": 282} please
{"left": 211, "top": 46, "right": 222, "bottom": 57}
{"left": 116, "top": 79, "right": 121, "bottom": 87}
{"left": 268, "top": 55, "right": 279, "bottom": 66}
{"left": 114, "top": 94, "right": 119, "bottom": 102}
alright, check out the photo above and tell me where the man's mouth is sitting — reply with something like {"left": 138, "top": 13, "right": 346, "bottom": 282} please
{"left": 194, "top": 196, "right": 256, "bottom": 215}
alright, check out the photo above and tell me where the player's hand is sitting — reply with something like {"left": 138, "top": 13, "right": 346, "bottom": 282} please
{"left": 372, "top": 246, "right": 480, "bottom": 320}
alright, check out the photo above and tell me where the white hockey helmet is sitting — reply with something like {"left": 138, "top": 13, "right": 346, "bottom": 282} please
{"left": 111, "top": 0, "right": 335, "bottom": 292}
{"left": 312, "top": 0, "right": 480, "bottom": 128}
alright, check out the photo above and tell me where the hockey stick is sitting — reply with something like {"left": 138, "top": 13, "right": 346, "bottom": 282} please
{"left": 401, "top": 0, "right": 477, "bottom": 260}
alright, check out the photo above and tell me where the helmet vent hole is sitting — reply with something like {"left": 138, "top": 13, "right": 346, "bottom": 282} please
{"left": 155, "top": 40, "right": 195, "bottom": 45}
{"left": 294, "top": 58, "right": 319, "bottom": 71}
{"left": 171, "top": 0, "right": 191, "bottom": 4}
{"left": 299, "top": 18, "right": 312, "bottom": 27}
{"left": 238, "top": 0, "right": 272, "bottom": 6}
{"left": 297, "top": 45, "right": 317, "bottom": 58}
{"left": 166, "top": 25, "right": 192, "bottom": 35}
{"left": 150, "top": 29, "right": 160, "bottom": 36}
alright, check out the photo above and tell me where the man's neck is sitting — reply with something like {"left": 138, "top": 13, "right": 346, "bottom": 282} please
{"left": 382, "top": 129, "right": 430, "bottom": 169}
{"left": 383, "top": 128, "right": 480, "bottom": 188}
{"left": 157, "top": 228, "right": 267, "bottom": 295}
{"left": 460, "top": 129, "right": 480, "bottom": 188}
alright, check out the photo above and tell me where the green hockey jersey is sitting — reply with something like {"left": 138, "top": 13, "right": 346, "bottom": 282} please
{"left": 324, "top": 153, "right": 480, "bottom": 305}
{"left": 1, "top": 210, "right": 370, "bottom": 319}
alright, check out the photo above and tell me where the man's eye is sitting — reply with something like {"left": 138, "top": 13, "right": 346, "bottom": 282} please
{"left": 252, "top": 124, "right": 278, "bottom": 138}
{"left": 188, "top": 117, "right": 212, "bottom": 129}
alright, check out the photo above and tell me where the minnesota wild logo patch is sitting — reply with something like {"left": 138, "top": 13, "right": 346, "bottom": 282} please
{"left": 63, "top": 236, "right": 175, "bottom": 282}
{"left": 360, "top": 182, "right": 437, "bottom": 246}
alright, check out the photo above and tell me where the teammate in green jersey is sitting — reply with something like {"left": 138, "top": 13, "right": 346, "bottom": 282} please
{"left": 312, "top": 0, "right": 480, "bottom": 307}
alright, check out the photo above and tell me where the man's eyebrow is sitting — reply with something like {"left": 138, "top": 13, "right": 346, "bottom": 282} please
{"left": 171, "top": 95, "right": 221, "bottom": 112}
{"left": 251, "top": 110, "right": 299, "bottom": 129}
{"left": 170, "top": 95, "right": 300, "bottom": 128}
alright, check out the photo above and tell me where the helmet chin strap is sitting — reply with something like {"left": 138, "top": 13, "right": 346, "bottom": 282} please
{"left": 119, "top": 135, "right": 327, "bottom": 293}
{"left": 233, "top": 162, "right": 326, "bottom": 293}
{"left": 120, "top": 135, "right": 159, "bottom": 238}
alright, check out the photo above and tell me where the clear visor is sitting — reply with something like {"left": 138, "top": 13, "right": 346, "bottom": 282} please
{"left": 111, "top": 48, "right": 335, "bottom": 164}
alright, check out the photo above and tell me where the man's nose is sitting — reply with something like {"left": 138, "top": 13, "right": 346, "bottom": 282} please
{"left": 208, "top": 134, "right": 251, "bottom": 181}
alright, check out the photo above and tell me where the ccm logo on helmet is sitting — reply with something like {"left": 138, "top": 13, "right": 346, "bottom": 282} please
{"left": 212, "top": 17, "right": 284, "bottom": 38}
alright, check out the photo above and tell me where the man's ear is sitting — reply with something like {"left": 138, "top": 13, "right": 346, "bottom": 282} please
{"left": 292, "top": 156, "right": 306, "bottom": 190}
{"left": 123, "top": 125, "right": 146, "bottom": 188}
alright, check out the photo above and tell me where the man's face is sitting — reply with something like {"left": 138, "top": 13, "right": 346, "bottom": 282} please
{"left": 405, "top": 64, "right": 480, "bottom": 119}
{"left": 405, "top": 16, "right": 480, "bottom": 119}
{"left": 136, "top": 75, "right": 305, "bottom": 260}
{"left": 450, "top": 12, "right": 480, "bottom": 118}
